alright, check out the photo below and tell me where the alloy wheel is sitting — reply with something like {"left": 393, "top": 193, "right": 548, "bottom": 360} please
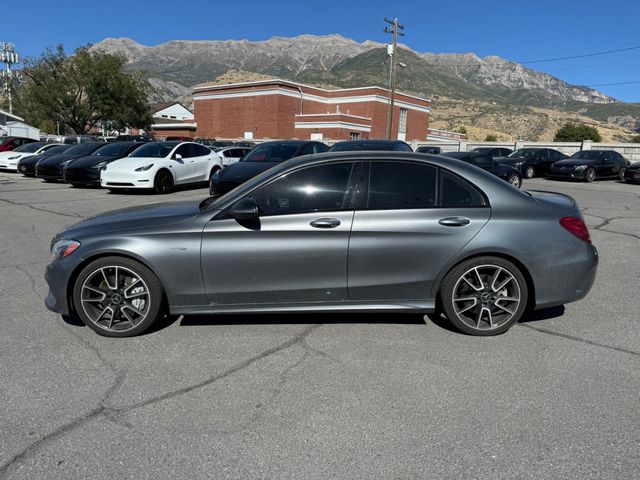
{"left": 524, "top": 166, "right": 535, "bottom": 179}
{"left": 155, "top": 171, "right": 173, "bottom": 194}
{"left": 451, "top": 264, "right": 521, "bottom": 331}
{"left": 586, "top": 168, "right": 595, "bottom": 183}
{"left": 619, "top": 168, "right": 626, "bottom": 181}
{"left": 79, "top": 265, "right": 151, "bottom": 333}
{"left": 508, "top": 174, "right": 521, "bottom": 188}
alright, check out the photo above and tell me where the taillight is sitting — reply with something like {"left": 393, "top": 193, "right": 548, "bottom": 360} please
{"left": 560, "top": 217, "right": 591, "bottom": 243}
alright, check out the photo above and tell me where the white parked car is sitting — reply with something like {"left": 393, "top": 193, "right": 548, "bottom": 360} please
{"left": 0, "top": 142, "right": 63, "bottom": 171}
{"left": 214, "top": 146, "right": 252, "bottom": 166}
{"left": 100, "top": 141, "right": 222, "bottom": 194}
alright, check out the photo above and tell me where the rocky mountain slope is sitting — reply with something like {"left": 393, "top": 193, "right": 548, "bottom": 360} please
{"left": 92, "top": 35, "right": 640, "bottom": 140}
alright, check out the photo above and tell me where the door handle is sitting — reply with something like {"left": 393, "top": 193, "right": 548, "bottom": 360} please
{"left": 310, "top": 218, "right": 341, "bottom": 229}
{"left": 439, "top": 217, "right": 470, "bottom": 227}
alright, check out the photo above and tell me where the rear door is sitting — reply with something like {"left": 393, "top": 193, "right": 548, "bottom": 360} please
{"left": 348, "top": 161, "right": 490, "bottom": 300}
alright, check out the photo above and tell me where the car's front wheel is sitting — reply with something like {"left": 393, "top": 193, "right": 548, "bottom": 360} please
{"left": 440, "top": 256, "right": 528, "bottom": 336}
{"left": 585, "top": 167, "right": 596, "bottom": 183}
{"left": 72, "top": 256, "right": 165, "bottom": 337}
{"left": 154, "top": 170, "right": 174, "bottom": 194}
{"left": 619, "top": 168, "right": 626, "bottom": 181}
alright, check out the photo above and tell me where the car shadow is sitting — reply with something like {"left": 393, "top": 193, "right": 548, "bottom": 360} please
{"left": 519, "top": 305, "right": 565, "bottom": 323}
{"left": 106, "top": 183, "right": 208, "bottom": 195}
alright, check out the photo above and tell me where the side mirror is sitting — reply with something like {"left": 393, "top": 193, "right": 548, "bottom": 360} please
{"left": 173, "top": 153, "right": 183, "bottom": 161}
{"left": 228, "top": 197, "right": 258, "bottom": 220}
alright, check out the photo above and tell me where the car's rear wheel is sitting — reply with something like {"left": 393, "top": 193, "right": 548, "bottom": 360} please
{"left": 154, "top": 170, "right": 173, "bottom": 194}
{"left": 440, "top": 256, "right": 528, "bottom": 336}
{"left": 507, "top": 173, "right": 521, "bottom": 188}
{"left": 585, "top": 167, "right": 596, "bottom": 183}
{"left": 524, "top": 166, "right": 535, "bottom": 179}
{"left": 73, "top": 256, "right": 164, "bottom": 337}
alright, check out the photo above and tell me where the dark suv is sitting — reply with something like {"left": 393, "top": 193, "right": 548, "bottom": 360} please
{"left": 209, "top": 140, "right": 329, "bottom": 196}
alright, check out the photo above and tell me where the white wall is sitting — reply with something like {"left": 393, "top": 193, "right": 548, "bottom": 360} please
{"left": 152, "top": 104, "right": 194, "bottom": 121}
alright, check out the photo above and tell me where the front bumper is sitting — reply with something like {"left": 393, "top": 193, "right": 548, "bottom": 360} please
{"left": 549, "top": 168, "right": 587, "bottom": 180}
{"left": 0, "top": 160, "right": 19, "bottom": 171}
{"left": 101, "top": 170, "right": 153, "bottom": 189}
{"left": 44, "top": 255, "right": 83, "bottom": 316}
{"left": 623, "top": 169, "right": 640, "bottom": 183}
{"left": 64, "top": 168, "right": 101, "bottom": 185}
{"left": 36, "top": 164, "right": 64, "bottom": 180}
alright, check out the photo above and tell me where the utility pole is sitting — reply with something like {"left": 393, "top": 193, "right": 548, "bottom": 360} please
{"left": 384, "top": 17, "right": 404, "bottom": 139}
{"left": 0, "top": 42, "right": 19, "bottom": 114}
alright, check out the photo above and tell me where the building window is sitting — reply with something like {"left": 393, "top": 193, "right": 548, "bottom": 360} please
{"left": 398, "top": 108, "right": 408, "bottom": 135}
{"left": 350, "top": 132, "right": 360, "bottom": 140}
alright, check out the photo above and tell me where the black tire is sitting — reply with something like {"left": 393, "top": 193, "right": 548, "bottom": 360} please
{"left": 439, "top": 256, "right": 529, "bottom": 336}
{"left": 72, "top": 256, "right": 164, "bottom": 337}
{"left": 154, "top": 170, "right": 174, "bottom": 194}
{"left": 524, "top": 166, "right": 535, "bottom": 179}
{"left": 507, "top": 173, "right": 521, "bottom": 189}
{"left": 585, "top": 167, "right": 596, "bottom": 183}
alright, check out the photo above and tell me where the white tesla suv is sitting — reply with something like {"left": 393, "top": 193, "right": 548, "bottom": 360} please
{"left": 100, "top": 141, "right": 223, "bottom": 194}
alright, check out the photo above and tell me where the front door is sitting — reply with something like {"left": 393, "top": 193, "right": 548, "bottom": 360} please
{"left": 201, "top": 161, "right": 358, "bottom": 305}
{"left": 170, "top": 144, "right": 196, "bottom": 184}
{"left": 348, "top": 162, "right": 490, "bottom": 300}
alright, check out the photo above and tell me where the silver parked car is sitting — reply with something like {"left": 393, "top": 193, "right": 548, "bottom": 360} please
{"left": 45, "top": 152, "right": 597, "bottom": 337}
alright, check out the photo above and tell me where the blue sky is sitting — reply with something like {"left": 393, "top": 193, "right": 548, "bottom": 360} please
{"left": 5, "top": 0, "right": 640, "bottom": 102}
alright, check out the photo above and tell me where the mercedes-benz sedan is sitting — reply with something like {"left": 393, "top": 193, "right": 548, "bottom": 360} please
{"left": 45, "top": 152, "right": 598, "bottom": 337}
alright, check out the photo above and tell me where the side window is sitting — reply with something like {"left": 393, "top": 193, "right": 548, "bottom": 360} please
{"left": 367, "top": 162, "right": 437, "bottom": 210}
{"left": 392, "top": 142, "right": 412, "bottom": 152}
{"left": 252, "top": 163, "right": 355, "bottom": 216}
{"left": 440, "top": 170, "right": 486, "bottom": 207}
{"left": 470, "top": 154, "right": 493, "bottom": 168}
{"left": 538, "top": 150, "right": 550, "bottom": 160}
{"left": 315, "top": 143, "right": 329, "bottom": 153}
{"left": 174, "top": 144, "right": 190, "bottom": 158}
{"left": 194, "top": 144, "right": 211, "bottom": 156}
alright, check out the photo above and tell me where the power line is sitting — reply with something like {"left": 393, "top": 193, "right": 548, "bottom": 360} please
{"left": 586, "top": 80, "right": 640, "bottom": 87}
{"left": 521, "top": 45, "right": 640, "bottom": 64}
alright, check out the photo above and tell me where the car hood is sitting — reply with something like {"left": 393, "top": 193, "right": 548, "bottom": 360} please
{"left": 39, "top": 153, "right": 84, "bottom": 166}
{"left": 626, "top": 162, "right": 640, "bottom": 171}
{"left": 552, "top": 159, "right": 596, "bottom": 167}
{"left": 67, "top": 154, "right": 122, "bottom": 168}
{"left": 0, "top": 151, "right": 28, "bottom": 160}
{"left": 496, "top": 157, "right": 528, "bottom": 164}
{"left": 19, "top": 154, "right": 47, "bottom": 166}
{"left": 218, "top": 161, "right": 279, "bottom": 182}
{"left": 54, "top": 200, "right": 203, "bottom": 240}
{"left": 106, "top": 157, "right": 161, "bottom": 171}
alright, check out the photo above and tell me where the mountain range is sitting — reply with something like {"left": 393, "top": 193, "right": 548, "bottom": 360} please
{"left": 92, "top": 35, "right": 640, "bottom": 141}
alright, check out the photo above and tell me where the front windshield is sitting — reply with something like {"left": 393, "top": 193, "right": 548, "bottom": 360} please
{"left": 129, "top": 142, "right": 177, "bottom": 158}
{"left": 13, "top": 142, "right": 45, "bottom": 153}
{"left": 242, "top": 143, "right": 299, "bottom": 162}
{"left": 45, "top": 145, "right": 72, "bottom": 155}
{"left": 93, "top": 143, "right": 135, "bottom": 156}
{"left": 64, "top": 143, "right": 102, "bottom": 155}
{"left": 507, "top": 149, "right": 538, "bottom": 159}
{"left": 570, "top": 150, "right": 601, "bottom": 160}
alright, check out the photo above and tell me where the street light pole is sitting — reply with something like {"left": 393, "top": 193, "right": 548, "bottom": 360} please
{"left": 384, "top": 17, "right": 405, "bottom": 140}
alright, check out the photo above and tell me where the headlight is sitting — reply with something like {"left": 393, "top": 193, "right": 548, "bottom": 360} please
{"left": 135, "top": 163, "right": 154, "bottom": 172}
{"left": 7, "top": 155, "right": 19, "bottom": 160}
{"left": 51, "top": 239, "right": 80, "bottom": 260}
{"left": 574, "top": 165, "right": 587, "bottom": 171}
{"left": 93, "top": 161, "right": 108, "bottom": 169}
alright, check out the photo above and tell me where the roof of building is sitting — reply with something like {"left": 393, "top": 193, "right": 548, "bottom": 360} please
{"left": 149, "top": 102, "right": 193, "bottom": 114}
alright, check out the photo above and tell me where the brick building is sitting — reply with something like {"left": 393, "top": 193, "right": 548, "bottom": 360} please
{"left": 193, "top": 79, "right": 431, "bottom": 142}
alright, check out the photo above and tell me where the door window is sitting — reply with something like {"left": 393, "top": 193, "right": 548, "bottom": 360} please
{"left": 173, "top": 144, "right": 190, "bottom": 158}
{"left": 189, "top": 144, "right": 211, "bottom": 157}
{"left": 367, "top": 162, "right": 437, "bottom": 210}
{"left": 251, "top": 162, "right": 355, "bottom": 216}
{"left": 439, "top": 170, "right": 487, "bottom": 207}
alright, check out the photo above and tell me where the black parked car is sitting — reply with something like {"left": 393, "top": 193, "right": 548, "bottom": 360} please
{"left": 550, "top": 150, "right": 628, "bottom": 182}
{"left": 415, "top": 146, "right": 442, "bottom": 154}
{"left": 63, "top": 142, "right": 149, "bottom": 187}
{"left": 17, "top": 145, "right": 74, "bottom": 177}
{"left": 35, "top": 143, "right": 105, "bottom": 182}
{"left": 623, "top": 162, "right": 640, "bottom": 184}
{"left": 209, "top": 140, "right": 328, "bottom": 196}
{"left": 496, "top": 148, "right": 567, "bottom": 179}
{"left": 328, "top": 140, "right": 413, "bottom": 152}
{"left": 470, "top": 147, "right": 513, "bottom": 159}
{"left": 441, "top": 151, "right": 522, "bottom": 188}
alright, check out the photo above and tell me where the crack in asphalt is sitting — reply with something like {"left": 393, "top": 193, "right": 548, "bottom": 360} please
{"left": 582, "top": 213, "right": 640, "bottom": 242}
{"left": 518, "top": 323, "right": 640, "bottom": 358}
{"left": 0, "top": 197, "right": 85, "bottom": 219}
{"left": 0, "top": 324, "right": 323, "bottom": 477}
{"left": 13, "top": 265, "right": 39, "bottom": 297}
{"left": 0, "top": 370, "right": 126, "bottom": 479}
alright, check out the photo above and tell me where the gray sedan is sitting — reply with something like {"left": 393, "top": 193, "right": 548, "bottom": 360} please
{"left": 45, "top": 152, "right": 598, "bottom": 337}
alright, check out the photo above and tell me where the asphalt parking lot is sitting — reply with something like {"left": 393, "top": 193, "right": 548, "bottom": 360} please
{"left": 0, "top": 172, "right": 638, "bottom": 479}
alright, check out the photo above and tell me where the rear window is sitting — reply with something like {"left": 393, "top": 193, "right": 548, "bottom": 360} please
{"left": 440, "top": 170, "right": 486, "bottom": 207}
{"left": 367, "top": 162, "right": 437, "bottom": 210}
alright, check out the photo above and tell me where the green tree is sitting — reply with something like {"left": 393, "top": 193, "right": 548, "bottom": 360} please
{"left": 631, "top": 134, "right": 640, "bottom": 143}
{"left": 15, "top": 45, "right": 152, "bottom": 134}
{"left": 553, "top": 123, "right": 602, "bottom": 142}
{"left": 455, "top": 126, "right": 468, "bottom": 135}
{"left": 484, "top": 134, "right": 498, "bottom": 142}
